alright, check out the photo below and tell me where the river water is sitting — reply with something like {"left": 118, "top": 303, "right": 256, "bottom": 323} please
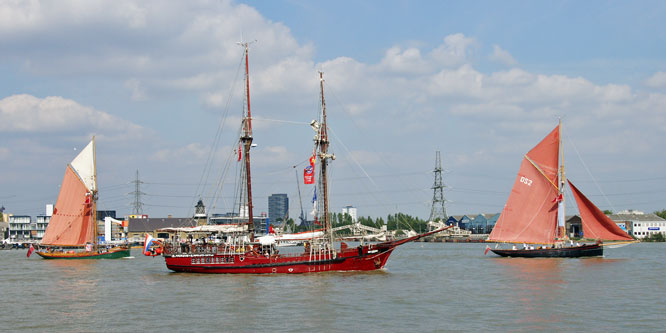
{"left": 1, "top": 242, "right": 664, "bottom": 332}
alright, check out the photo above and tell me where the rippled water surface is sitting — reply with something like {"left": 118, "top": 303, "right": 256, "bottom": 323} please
{"left": 1, "top": 242, "right": 664, "bottom": 332}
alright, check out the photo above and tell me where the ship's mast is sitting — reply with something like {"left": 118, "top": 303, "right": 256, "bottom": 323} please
{"left": 558, "top": 118, "right": 566, "bottom": 238}
{"left": 317, "top": 72, "right": 335, "bottom": 244}
{"left": 92, "top": 136, "right": 98, "bottom": 250}
{"left": 240, "top": 42, "right": 255, "bottom": 240}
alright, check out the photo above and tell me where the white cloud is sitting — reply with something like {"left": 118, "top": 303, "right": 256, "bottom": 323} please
{"left": 0, "top": 94, "right": 144, "bottom": 141}
{"left": 378, "top": 46, "right": 428, "bottom": 74}
{"left": 644, "top": 71, "right": 666, "bottom": 89}
{"left": 151, "top": 142, "right": 209, "bottom": 163}
{"left": 1, "top": 2, "right": 664, "bottom": 218}
{"left": 429, "top": 33, "right": 477, "bottom": 67}
{"left": 125, "top": 78, "right": 147, "bottom": 101}
{"left": 489, "top": 45, "right": 517, "bottom": 66}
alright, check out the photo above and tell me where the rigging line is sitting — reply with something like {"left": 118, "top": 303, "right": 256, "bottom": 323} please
{"left": 250, "top": 116, "right": 310, "bottom": 125}
{"left": 326, "top": 86, "right": 431, "bottom": 217}
{"left": 261, "top": 158, "right": 311, "bottom": 177}
{"left": 564, "top": 129, "right": 617, "bottom": 213}
{"left": 524, "top": 155, "right": 559, "bottom": 191}
{"left": 328, "top": 128, "right": 376, "bottom": 188}
{"left": 207, "top": 126, "right": 243, "bottom": 214}
{"left": 327, "top": 127, "right": 396, "bottom": 214}
{"left": 192, "top": 50, "right": 245, "bottom": 216}
{"left": 586, "top": 188, "right": 666, "bottom": 196}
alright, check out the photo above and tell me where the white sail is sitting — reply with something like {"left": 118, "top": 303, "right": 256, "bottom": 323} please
{"left": 70, "top": 140, "right": 96, "bottom": 191}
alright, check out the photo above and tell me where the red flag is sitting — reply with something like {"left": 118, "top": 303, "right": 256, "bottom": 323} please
{"left": 237, "top": 143, "right": 242, "bottom": 162}
{"left": 269, "top": 225, "right": 275, "bottom": 234}
{"left": 309, "top": 155, "right": 316, "bottom": 166}
{"left": 27, "top": 244, "right": 34, "bottom": 258}
{"left": 304, "top": 165, "right": 315, "bottom": 184}
{"left": 552, "top": 193, "right": 563, "bottom": 203}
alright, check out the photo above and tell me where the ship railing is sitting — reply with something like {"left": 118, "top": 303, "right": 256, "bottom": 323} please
{"left": 164, "top": 240, "right": 255, "bottom": 256}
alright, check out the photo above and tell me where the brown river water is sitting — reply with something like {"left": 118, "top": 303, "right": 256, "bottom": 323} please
{"left": 1, "top": 242, "right": 664, "bottom": 332}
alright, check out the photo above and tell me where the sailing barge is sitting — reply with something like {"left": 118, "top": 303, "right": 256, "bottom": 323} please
{"left": 34, "top": 138, "right": 130, "bottom": 259}
{"left": 486, "top": 122, "right": 635, "bottom": 258}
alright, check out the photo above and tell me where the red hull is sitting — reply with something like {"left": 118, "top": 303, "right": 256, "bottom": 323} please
{"left": 164, "top": 245, "right": 394, "bottom": 274}
{"left": 162, "top": 226, "right": 450, "bottom": 274}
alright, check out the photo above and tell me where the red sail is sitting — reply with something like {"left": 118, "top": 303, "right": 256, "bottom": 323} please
{"left": 568, "top": 180, "right": 633, "bottom": 241}
{"left": 526, "top": 125, "right": 560, "bottom": 186}
{"left": 41, "top": 166, "right": 95, "bottom": 246}
{"left": 488, "top": 126, "right": 561, "bottom": 244}
{"left": 488, "top": 158, "right": 560, "bottom": 244}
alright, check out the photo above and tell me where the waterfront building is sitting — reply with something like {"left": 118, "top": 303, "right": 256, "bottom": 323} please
{"left": 34, "top": 215, "right": 50, "bottom": 240}
{"left": 469, "top": 214, "right": 487, "bottom": 234}
{"left": 209, "top": 213, "right": 269, "bottom": 235}
{"left": 342, "top": 205, "right": 358, "bottom": 223}
{"left": 96, "top": 210, "right": 117, "bottom": 220}
{"left": 127, "top": 217, "right": 194, "bottom": 241}
{"left": 8, "top": 215, "right": 31, "bottom": 242}
{"left": 268, "top": 194, "right": 289, "bottom": 224}
{"left": 1, "top": 221, "right": 8, "bottom": 239}
{"left": 456, "top": 215, "right": 473, "bottom": 230}
{"left": 194, "top": 199, "right": 207, "bottom": 226}
{"left": 467, "top": 214, "right": 499, "bottom": 234}
{"left": 445, "top": 216, "right": 458, "bottom": 226}
{"left": 609, "top": 210, "right": 665, "bottom": 239}
{"left": 33, "top": 204, "right": 54, "bottom": 240}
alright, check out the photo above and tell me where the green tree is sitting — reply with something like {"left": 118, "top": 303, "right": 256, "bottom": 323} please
{"left": 642, "top": 232, "right": 665, "bottom": 242}
{"left": 654, "top": 209, "right": 666, "bottom": 220}
{"left": 603, "top": 210, "right": 613, "bottom": 215}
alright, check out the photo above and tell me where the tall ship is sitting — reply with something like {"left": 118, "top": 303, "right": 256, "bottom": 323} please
{"left": 33, "top": 138, "right": 130, "bottom": 259}
{"left": 486, "top": 121, "right": 635, "bottom": 258}
{"left": 156, "top": 44, "right": 448, "bottom": 273}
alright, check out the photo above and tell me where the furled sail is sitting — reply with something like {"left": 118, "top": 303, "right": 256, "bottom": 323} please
{"left": 568, "top": 180, "right": 633, "bottom": 241}
{"left": 41, "top": 140, "right": 96, "bottom": 246}
{"left": 488, "top": 126, "right": 561, "bottom": 244}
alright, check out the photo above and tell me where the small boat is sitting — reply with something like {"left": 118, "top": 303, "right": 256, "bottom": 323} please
{"left": 487, "top": 121, "right": 635, "bottom": 258}
{"left": 33, "top": 138, "right": 130, "bottom": 259}
{"left": 157, "top": 44, "right": 449, "bottom": 273}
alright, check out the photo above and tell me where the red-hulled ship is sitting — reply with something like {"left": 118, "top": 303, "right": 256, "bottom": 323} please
{"left": 156, "top": 44, "right": 449, "bottom": 273}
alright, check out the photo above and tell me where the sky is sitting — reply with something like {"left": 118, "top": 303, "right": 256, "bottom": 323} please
{"left": 1, "top": 0, "right": 665, "bottom": 222}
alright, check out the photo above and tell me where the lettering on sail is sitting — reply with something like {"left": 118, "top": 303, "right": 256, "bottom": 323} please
{"left": 519, "top": 176, "right": 533, "bottom": 186}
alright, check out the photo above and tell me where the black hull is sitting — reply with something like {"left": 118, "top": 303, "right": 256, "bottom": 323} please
{"left": 490, "top": 244, "right": 602, "bottom": 258}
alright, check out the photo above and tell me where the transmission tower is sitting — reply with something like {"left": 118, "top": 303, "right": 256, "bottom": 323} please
{"left": 130, "top": 169, "right": 145, "bottom": 215}
{"left": 428, "top": 151, "right": 448, "bottom": 222}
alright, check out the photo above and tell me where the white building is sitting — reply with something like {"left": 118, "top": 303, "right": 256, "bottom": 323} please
{"left": 609, "top": 211, "right": 666, "bottom": 239}
{"left": 8, "top": 215, "right": 31, "bottom": 241}
{"left": 342, "top": 205, "right": 358, "bottom": 223}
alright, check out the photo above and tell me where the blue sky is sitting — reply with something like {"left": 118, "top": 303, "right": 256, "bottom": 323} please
{"left": 1, "top": 0, "right": 665, "bottom": 221}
